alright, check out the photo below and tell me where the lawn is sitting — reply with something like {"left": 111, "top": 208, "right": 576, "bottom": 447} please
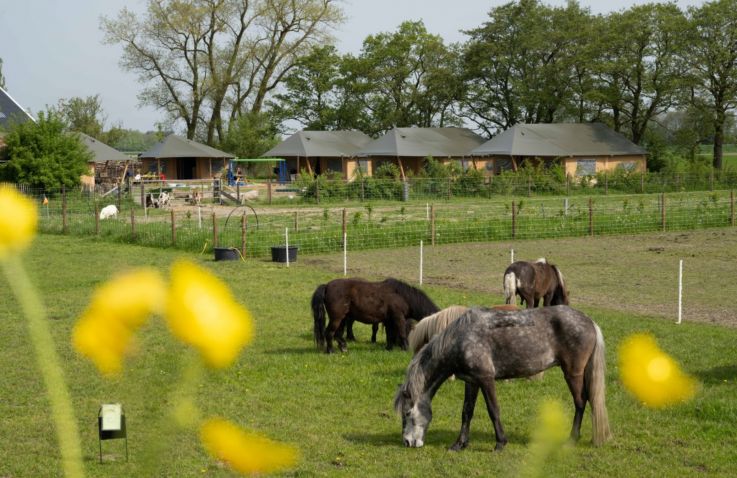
{"left": 1, "top": 233, "right": 736, "bottom": 477}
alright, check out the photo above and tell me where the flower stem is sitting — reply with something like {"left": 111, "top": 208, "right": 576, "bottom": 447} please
{"left": 2, "top": 256, "right": 84, "bottom": 478}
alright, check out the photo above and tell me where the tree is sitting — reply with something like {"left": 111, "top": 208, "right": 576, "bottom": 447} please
{"left": 591, "top": 3, "right": 688, "bottom": 145}
{"left": 461, "top": 0, "right": 592, "bottom": 136}
{"left": 221, "top": 111, "right": 280, "bottom": 159}
{"left": 686, "top": 0, "right": 737, "bottom": 169}
{"left": 54, "top": 95, "right": 106, "bottom": 139}
{"left": 0, "top": 57, "right": 6, "bottom": 90}
{"left": 101, "top": 0, "right": 344, "bottom": 144}
{"left": 0, "top": 111, "right": 91, "bottom": 190}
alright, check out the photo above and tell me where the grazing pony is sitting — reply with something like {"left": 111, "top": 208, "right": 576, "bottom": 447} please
{"left": 312, "top": 278, "right": 439, "bottom": 354}
{"left": 394, "top": 305, "right": 611, "bottom": 451}
{"left": 503, "top": 258, "right": 568, "bottom": 308}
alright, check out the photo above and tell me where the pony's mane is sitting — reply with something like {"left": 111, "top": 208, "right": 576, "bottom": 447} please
{"left": 408, "top": 306, "right": 469, "bottom": 354}
{"left": 551, "top": 265, "right": 569, "bottom": 304}
{"left": 384, "top": 278, "right": 439, "bottom": 318}
{"left": 535, "top": 257, "right": 547, "bottom": 264}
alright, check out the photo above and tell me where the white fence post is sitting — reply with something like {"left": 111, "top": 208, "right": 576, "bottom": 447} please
{"left": 285, "top": 227, "right": 290, "bottom": 268}
{"left": 677, "top": 259, "right": 683, "bottom": 324}
{"left": 419, "top": 240, "right": 424, "bottom": 285}
{"left": 511, "top": 248, "right": 515, "bottom": 264}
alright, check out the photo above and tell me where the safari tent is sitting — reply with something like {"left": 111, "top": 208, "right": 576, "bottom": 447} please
{"left": 356, "top": 127, "right": 486, "bottom": 180}
{"left": 470, "top": 123, "right": 647, "bottom": 176}
{"left": 262, "top": 130, "right": 372, "bottom": 182}
{"left": 139, "top": 134, "right": 235, "bottom": 180}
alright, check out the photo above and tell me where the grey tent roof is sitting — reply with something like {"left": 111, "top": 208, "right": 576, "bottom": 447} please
{"left": 263, "top": 130, "right": 372, "bottom": 157}
{"left": 139, "top": 134, "right": 234, "bottom": 159}
{"left": 78, "top": 133, "right": 130, "bottom": 163}
{"left": 0, "top": 86, "right": 35, "bottom": 130}
{"left": 471, "top": 123, "right": 647, "bottom": 157}
{"left": 358, "top": 127, "right": 485, "bottom": 157}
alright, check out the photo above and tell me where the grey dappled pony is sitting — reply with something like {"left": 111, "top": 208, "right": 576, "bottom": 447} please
{"left": 394, "top": 305, "right": 611, "bottom": 451}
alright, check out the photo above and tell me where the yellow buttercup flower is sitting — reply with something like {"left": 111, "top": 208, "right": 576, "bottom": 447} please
{"left": 166, "top": 261, "right": 253, "bottom": 368}
{"left": 0, "top": 185, "right": 37, "bottom": 259}
{"left": 519, "top": 400, "right": 571, "bottom": 478}
{"left": 200, "top": 418, "right": 299, "bottom": 475}
{"left": 618, "top": 333, "right": 698, "bottom": 408}
{"left": 72, "top": 269, "right": 166, "bottom": 375}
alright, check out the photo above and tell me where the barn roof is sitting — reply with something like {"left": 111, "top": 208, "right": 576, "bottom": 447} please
{"left": 358, "top": 127, "right": 485, "bottom": 157}
{"left": 0, "top": 86, "right": 35, "bottom": 130}
{"left": 139, "top": 134, "right": 234, "bottom": 159}
{"left": 263, "top": 130, "right": 372, "bottom": 157}
{"left": 78, "top": 133, "right": 129, "bottom": 162}
{"left": 471, "top": 123, "right": 647, "bottom": 157}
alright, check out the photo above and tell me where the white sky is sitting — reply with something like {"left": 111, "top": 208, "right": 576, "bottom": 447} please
{"left": 0, "top": 0, "right": 704, "bottom": 132}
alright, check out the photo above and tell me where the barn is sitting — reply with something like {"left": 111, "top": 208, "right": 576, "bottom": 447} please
{"left": 78, "top": 133, "right": 131, "bottom": 191}
{"left": 262, "top": 130, "right": 372, "bottom": 182}
{"left": 470, "top": 123, "right": 647, "bottom": 176}
{"left": 139, "top": 134, "right": 235, "bottom": 180}
{"left": 357, "top": 127, "right": 486, "bottom": 180}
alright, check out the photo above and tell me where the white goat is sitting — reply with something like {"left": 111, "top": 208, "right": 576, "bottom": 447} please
{"left": 99, "top": 204, "right": 119, "bottom": 220}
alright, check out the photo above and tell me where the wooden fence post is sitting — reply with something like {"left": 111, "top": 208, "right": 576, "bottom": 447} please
{"left": 294, "top": 211, "right": 298, "bottom": 231}
{"left": 140, "top": 181, "right": 145, "bottom": 210}
{"left": 430, "top": 205, "right": 436, "bottom": 246}
{"left": 588, "top": 197, "right": 593, "bottom": 236}
{"left": 130, "top": 208, "right": 136, "bottom": 240}
{"left": 511, "top": 200, "right": 516, "bottom": 239}
{"left": 171, "top": 210, "right": 176, "bottom": 246}
{"left": 315, "top": 178, "right": 320, "bottom": 204}
{"left": 360, "top": 178, "right": 365, "bottom": 202}
{"left": 94, "top": 203, "right": 100, "bottom": 236}
{"left": 267, "top": 177, "right": 272, "bottom": 205}
{"left": 212, "top": 212, "right": 218, "bottom": 248}
{"left": 604, "top": 171, "right": 608, "bottom": 195}
{"left": 117, "top": 180, "right": 122, "bottom": 210}
{"left": 731, "top": 190, "right": 735, "bottom": 227}
{"left": 241, "top": 213, "right": 247, "bottom": 258}
{"left": 61, "top": 185, "right": 68, "bottom": 234}
{"left": 641, "top": 172, "right": 645, "bottom": 193}
{"left": 661, "top": 193, "right": 666, "bottom": 231}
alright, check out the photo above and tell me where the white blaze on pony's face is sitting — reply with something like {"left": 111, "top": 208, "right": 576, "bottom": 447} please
{"left": 397, "top": 389, "right": 432, "bottom": 448}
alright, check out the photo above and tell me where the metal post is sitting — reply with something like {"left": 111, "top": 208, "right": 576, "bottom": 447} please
{"left": 419, "top": 240, "right": 424, "bottom": 285}
{"left": 342, "top": 208, "right": 347, "bottom": 240}
{"left": 430, "top": 205, "right": 436, "bottom": 246}
{"left": 511, "top": 200, "right": 516, "bottom": 239}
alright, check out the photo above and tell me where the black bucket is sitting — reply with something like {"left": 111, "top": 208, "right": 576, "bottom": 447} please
{"left": 214, "top": 247, "right": 240, "bottom": 261}
{"left": 271, "top": 245, "right": 298, "bottom": 263}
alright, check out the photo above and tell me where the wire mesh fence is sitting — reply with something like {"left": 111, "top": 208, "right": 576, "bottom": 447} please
{"left": 19, "top": 180, "right": 736, "bottom": 260}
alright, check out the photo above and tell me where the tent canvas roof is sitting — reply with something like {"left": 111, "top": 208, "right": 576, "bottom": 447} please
{"left": 357, "top": 127, "right": 486, "bottom": 157}
{"left": 78, "top": 133, "right": 129, "bottom": 163}
{"left": 471, "top": 123, "right": 647, "bottom": 157}
{"left": 0, "top": 86, "right": 35, "bottom": 130}
{"left": 263, "top": 130, "right": 372, "bottom": 157}
{"left": 139, "top": 134, "right": 234, "bottom": 159}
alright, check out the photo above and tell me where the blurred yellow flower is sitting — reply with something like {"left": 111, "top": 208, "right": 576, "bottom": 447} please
{"left": 519, "top": 400, "right": 571, "bottom": 478}
{"left": 619, "top": 333, "right": 698, "bottom": 408}
{"left": 72, "top": 269, "right": 166, "bottom": 375}
{"left": 0, "top": 185, "right": 37, "bottom": 259}
{"left": 200, "top": 418, "right": 299, "bottom": 475}
{"left": 166, "top": 261, "right": 253, "bottom": 368}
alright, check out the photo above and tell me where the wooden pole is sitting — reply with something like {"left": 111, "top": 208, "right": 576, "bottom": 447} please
{"left": 588, "top": 197, "right": 593, "bottom": 236}
{"left": 511, "top": 200, "right": 516, "bottom": 239}
{"left": 360, "top": 178, "right": 365, "bottom": 202}
{"left": 661, "top": 193, "right": 666, "bottom": 231}
{"left": 62, "top": 185, "right": 67, "bottom": 234}
{"left": 130, "top": 208, "right": 136, "bottom": 240}
{"left": 731, "top": 190, "right": 735, "bottom": 227}
{"left": 171, "top": 210, "right": 176, "bottom": 246}
{"left": 140, "top": 180, "right": 145, "bottom": 210}
{"left": 117, "top": 180, "right": 122, "bottom": 210}
{"left": 604, "top": 171, "right": 608, "bottom": 195}
{"left": 294, "top": 211, "right": 298, "bottom": 231}
{"left": 430, "top": 205, "right": 436, "bottom": 246}
{"left": 237, "top": 182, "right": 241, "bottom": 203}
{"left": 267, "top": 176, "right": 272, "bottom": 205}
{"left": 94, "top": 203, "right": 99, "bottom": 236}
{"left": 241, "top": 213, "right": 247, "bottom": 258}
{"left": 212, "top": 212, "right": 218, "bottom": 248}
{"left": 315, "top": 178, "right": 320, "bottom": 204}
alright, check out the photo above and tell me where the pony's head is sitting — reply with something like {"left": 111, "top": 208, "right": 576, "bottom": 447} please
{"left": 394, "top": 383, "right": 432, "bottom": 448}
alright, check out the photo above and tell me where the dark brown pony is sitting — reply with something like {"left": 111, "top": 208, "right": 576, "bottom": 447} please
{"left": 311, "top": 278, "right": 439, "bottom": 354}
{"left": 503, "top": 258, "right": 568, "bottom": 308}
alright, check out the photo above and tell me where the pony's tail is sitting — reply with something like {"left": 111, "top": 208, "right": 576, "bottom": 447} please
{"left": 585, "top": 323, "right": 611, "bottom": 446}
{"left": 311, "top": 284, "right": 328, "bottom": 349}
{"left": 503, "top": 272, "right": 517, "bottom": 305}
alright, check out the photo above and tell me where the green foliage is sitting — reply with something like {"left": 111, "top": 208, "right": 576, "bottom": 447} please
{"left": 0, "top": 111, "right": 91, "bottom": 189}
{"left": 221, "top": 112, "right": 279, "bottom": 178}
{"left": 53, "top": 95, "right": 106, "bottom": 139}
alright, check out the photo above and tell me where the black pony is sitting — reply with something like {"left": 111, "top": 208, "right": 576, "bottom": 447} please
{"left": 503, "top": 258, "right": 569, "bottom": 308}
{"left": 311, "top": 278, "right": 439, "bottom": 354}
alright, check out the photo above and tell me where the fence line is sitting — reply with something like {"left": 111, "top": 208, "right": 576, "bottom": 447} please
{"left": 24, "top": 185, "right": 737, "bottom": 260}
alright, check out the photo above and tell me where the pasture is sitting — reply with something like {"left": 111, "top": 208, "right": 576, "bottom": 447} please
{"left": 1, "top": 231, "right": 736, "bottom": 477}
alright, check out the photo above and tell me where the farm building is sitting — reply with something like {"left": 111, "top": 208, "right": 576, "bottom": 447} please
{"left": 262, "top": 130, "right": 372, "bottom": 182}
{"left": 357, "top": 127, "right": 486, "bottom": 180}
{"left": 139, "top": 134, "right": 235, "bottom": 180}
{"left": 470, "top": 123, "right": 647, "bottom": 176}
{"left": 0, "top": 86, "right": 35, "bottom": 151}
{"left": 78, "top": 133, "right": 131, "bottom": 191}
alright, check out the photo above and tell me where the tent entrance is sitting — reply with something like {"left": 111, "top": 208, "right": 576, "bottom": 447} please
{"left": 177, "top": 158, "right": 197, "bottom": 179}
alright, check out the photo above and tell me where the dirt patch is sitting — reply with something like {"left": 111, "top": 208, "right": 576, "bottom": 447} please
{"left": 302, "top": 228, "right": 737, "bottom": 328}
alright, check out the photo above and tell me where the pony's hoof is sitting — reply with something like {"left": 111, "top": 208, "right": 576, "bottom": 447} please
{"left": 449, "top": 442, "right": 467, "bottom": 452}
{"left": 494, "top": 441, "right": 507, "bottom": 452}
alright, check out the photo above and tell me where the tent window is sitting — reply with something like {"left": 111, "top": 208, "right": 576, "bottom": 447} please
{"left": 326, "top": 158, "right": 342, "bottom": 173}
{"left": 617, "top": 161, "right": 637, "bottom": 172}
{"left": 356, "top": 159, "right": 369, "bottom": 173}
{"left": 576, "top": 159, "right": 596, "bottom": 176}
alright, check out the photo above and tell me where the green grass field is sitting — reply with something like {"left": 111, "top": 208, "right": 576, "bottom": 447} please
{"left": 1, "top": 234, "right": 736, "bottom": 477}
